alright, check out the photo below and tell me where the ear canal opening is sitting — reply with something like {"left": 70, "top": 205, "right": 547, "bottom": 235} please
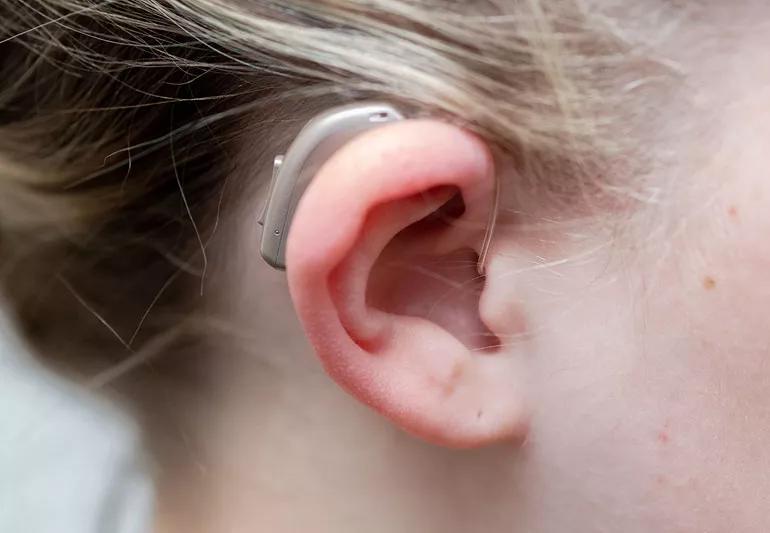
{"left": 366, "top": 187, "right": 501, "bottom": 353}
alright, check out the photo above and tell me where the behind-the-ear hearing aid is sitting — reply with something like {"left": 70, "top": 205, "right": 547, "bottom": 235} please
{"left": 258, "top": 102, "right": 500, "bottom": 274}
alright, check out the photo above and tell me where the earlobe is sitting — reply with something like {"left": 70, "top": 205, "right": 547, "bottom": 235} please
{"left": 286, "top": 120, "right": 529, "bottom": 448}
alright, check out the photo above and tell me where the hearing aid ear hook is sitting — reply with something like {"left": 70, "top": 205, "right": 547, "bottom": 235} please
{"left": 258, "top": 102, "right": 500, "bottom": 275}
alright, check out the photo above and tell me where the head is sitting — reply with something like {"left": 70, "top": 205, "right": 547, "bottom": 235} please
{"left": 2, "top": 1, "right": 770, "bottom": 531}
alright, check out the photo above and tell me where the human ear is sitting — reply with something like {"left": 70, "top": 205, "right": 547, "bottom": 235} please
{"left": 286, "top": 120, "right": 528, "bottom": 448}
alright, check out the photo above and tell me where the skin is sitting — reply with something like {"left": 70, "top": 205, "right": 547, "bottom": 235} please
{"left": 155, "top": 8, "right": 770, "bottom": 533}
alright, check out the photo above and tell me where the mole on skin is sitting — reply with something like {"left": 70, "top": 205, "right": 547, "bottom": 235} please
{"left": 703, "top": 276, "right": 716, "bottom": 291}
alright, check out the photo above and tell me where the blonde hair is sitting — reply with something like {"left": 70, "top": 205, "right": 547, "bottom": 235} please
{"left": 0, "top": 0, "right": 682, "bottom": 379}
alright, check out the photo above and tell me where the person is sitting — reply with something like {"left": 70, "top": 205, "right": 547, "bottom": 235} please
{"left": 1, "top": 1, "right": 768, "bottom": 532}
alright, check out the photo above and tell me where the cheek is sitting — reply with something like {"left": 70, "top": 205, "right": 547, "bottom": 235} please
{"left": 513, "top": 42, "right": 770, "bottom": 529}
{"left": 607, "top": 165, "right": 770, "bottom": 529}
{"left": 700, "top": 51, "right": 770, "bottom": 345}
{"left": 687, "top": 150, "right": 770, "bottom": 373}
{"left": 517, "top": 194, "right": 770, "bottom": 530}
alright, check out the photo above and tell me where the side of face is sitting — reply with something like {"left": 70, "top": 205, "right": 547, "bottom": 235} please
{"left": 237, "top": 11, "right": 770, "bottom": 533}
{"left": 491, "top": 21, "right": 770, "bottom": 531}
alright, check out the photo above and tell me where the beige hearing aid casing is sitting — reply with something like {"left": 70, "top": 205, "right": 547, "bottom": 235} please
{"left": 258, "top": 102, "right": 499, "bottom": 274}
{"left": 258, "top": 103, "right": 404, "bottom": 270}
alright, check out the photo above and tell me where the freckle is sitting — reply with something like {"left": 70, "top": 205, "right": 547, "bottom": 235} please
{"left": 656, "top": 474, "right": 666, "bottom": 486}
{"left": 477, "top": 410, "right": 483, "bottom": 420}
{"left": 703, "top": 276, "right": 716, "bottom": 290}
{"left": 658, "top": 431, "right": 670, "bottom": 444}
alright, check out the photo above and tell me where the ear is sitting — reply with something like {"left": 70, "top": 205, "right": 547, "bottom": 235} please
{"left": 286, "top": 120, "right": 528, "bottom": 448}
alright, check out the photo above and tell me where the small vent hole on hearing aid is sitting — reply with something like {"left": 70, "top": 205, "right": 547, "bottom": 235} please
{"left": 369, "top": 112, "right": 390, "bottom": 122}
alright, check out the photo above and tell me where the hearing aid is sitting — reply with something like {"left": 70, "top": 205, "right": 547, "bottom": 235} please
{"left": 258, "top": 102, "right": 500, "bottom": 274}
